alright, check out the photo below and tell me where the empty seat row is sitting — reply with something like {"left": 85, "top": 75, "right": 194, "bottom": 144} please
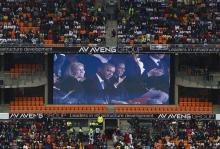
{"left": 10, "top": 64, "right": 43, "bottom": 78}
{"left": 9, "top": 105, "right": 108, "bottom": 114}
{"left": 114, "top": 106, "right": 177, "bottom": 114}
{"left": 114, "top": 106, "right": 212, "bottom": 114}
{"left": 179, "top": 97, "right": 209, "bottom": 102}
{"left": 9, "top": 105, "right": 213, "bottom": 114}
{"left": 14, "top": 96, "right": 44, "bottom": 101}
{"left": 179, "top": 101, "right": 212, "bottom": 107}
{"left": 10, "top": 101, "right": 44, "bottom": 106}
{"left": 13, "top": 63, "right": 42, "bottom": 73}
{"left": 10, "top": 97, "right": 44, "bottom": 106}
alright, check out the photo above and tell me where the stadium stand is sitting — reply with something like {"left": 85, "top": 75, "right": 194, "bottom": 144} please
{"left": 0, "top": 0, "right": 220, "bottom": 46}
{"left": 118, "top": 0, "right": 220, "bottom": 45}
{"left": 0, "top": 0, "right": 220, "bottom": 148}
{"left": 0, "top": 0, "right": 106, "bottom": 46}
{"left": 0, "top": 119, "right": 219, "bottom": 148}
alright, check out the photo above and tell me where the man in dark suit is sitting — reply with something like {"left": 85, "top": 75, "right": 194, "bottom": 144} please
{"left": 85, "top": 63, "right": 116, "bottom": 104}
{"left": 124, "top": 54, "right": 147, "bottom": 99}
{"left": 141, "top": 54, "right": 169, "bottom": 91}
{"left": 140, "top": 54, "right": 170, "bottom": 104}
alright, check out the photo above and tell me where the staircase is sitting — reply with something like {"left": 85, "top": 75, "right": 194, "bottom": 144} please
{"left": 107, "top": 105, "right": 115, "bottom": 113}
{"left": 107, "top": 140, "right": 115, "bottom": 149}
{"left": 213, "top": 105, "right": 220, "bottom": 114}
{"left": 105, "top": 20, "right": 118, "bottom": 47}
{"left": 120, "top": 120, "right": 131, "bottom": 133}
{"left": 0, "top": 105, "right": 9, "bottom": 112}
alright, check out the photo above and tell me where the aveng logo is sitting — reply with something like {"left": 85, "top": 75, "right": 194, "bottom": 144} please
{"left": 79, "top": 47, "right": 117, "bottom": 53}
{"left": 9, "top": 113, "right": 44, "bottom": 119}
{"left": 158, "top": 114, "right": 191, "bottom": 119}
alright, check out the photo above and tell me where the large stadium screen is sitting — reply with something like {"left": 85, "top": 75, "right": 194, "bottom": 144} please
{"left": 53, "top": 54, "right": 171, "bottom": 105}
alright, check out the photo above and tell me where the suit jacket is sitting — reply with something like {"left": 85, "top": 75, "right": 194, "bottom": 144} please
{"left": 140, "top": 55, "right": 170, "bottom": 93}
{"left": 85, "top": 75, "right": 115, "bottom": 104}
{"left": 124, "top": 55, "right": 146, "bottom": 99}
{"left": 110, "top": 76, "right": 129, "bottom": 101}
{"left": 55, "top": 76, "right": 86, "bottom": 104}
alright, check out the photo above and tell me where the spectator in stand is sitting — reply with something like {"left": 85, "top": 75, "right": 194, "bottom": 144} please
{"left": 0, "top": 0, "right": 106, "bottom": 45}
{"left": 112, "top": 29, "right": 116, "bottom": 37}
{"left": 0, "top": 119, "right": 220, "bottom": 148}
{"left": 2, "top": 0, "right": 220, "bottom": 46}
{"left": 117, "top": 0, "right": 220, "bottom": 45}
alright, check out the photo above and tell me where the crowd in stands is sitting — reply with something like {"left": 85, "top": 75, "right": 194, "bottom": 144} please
{"left": 0, "top": 119, "right": 106, "bottom": 149}
{"left": 118, "top": 0, "right": 220, "bottom": 45}
{"left": 112, "top": 118, "right": 220, "bottom": 149}
{"left": 0, "top": 118, "right": 220, "bottom": 148}
{"left": 0, "top": 0, "right": 105, "bottom": 45}
{"left": 1, "top": 0, "right": 220, "bottom": 46}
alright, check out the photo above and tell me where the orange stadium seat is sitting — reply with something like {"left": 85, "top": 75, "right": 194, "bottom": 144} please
{"left": 190, "top": 98, "right": 195, "bottom": 102}
{"left": 44, "top": 40, "right": 53, "bottom": 45}
{"left": 185, "top": 107, "right": 190, "bottom": 112}
{"left": 187, "top": 97, "right": 192, "bottom": 102}
{"left": 195, "top": 98, "right": 200, "bottom": 102}
{"left": 191, "top": 102, "right": 196, "bottom": 107}
{"left": 195, "top": 102, "right": 200, "bottom": 107}
{"left": 60, "top": 36, "right": 65, "bottom": 42}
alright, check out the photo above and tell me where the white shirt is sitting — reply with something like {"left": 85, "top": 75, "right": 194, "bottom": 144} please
{"left": 66, "top": 146, "right": 72, "bottom": 149}
{"left": 95, "top": 128, "right": 100, "bottom": 134}
{"left": 113, "top": 134, "right": 117, "bottom": 143}
{"left": 23, "top": 145, "right": 28, "bottom": 149}
{"left": 96, "top": 73, "right": 105, "bottom": 89}
{"left": 136, "top": 57, "right": 145, "bottom": 74}
{"left": 149, "top": 56, "right": 160, "bottom": 66}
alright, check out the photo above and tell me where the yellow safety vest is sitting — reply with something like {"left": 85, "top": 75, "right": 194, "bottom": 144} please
{"left": 97, "top": 116, "right": 103, "bottom": 124}
{"left": 89, "top": 128, "right": 93, "bottom": 133}
{"left": 67, "top": 121, "right": 72, "bottom": 126}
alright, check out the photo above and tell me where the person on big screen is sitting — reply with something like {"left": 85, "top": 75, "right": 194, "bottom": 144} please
{"left": 55, "top": 62, "right": 87, "bottom": 104}
{"left": 54, "top": 54, "right": 66, "bottom": 77}
{"left": 85, "top": 63, "right": 116, "bottom": 104}
{"left": 77, "top": 54, "right": 113, "bottom": 77}
{"left": 110, "top": 62, "right": 129, "bottom": 104}
{"left": 124, "top": 54, "right": 169, "bottom": 104}
{"left": 124, "top": 54, "right": 147, "bottom": 100}
{"left": 61, "top": 54, "right": 78, "bottom": 77}
{"left": 53, "top": 73, "right": 63, "bottom": 104}
{"left": 140, "top": 54, "right": 170, "bottom": 104}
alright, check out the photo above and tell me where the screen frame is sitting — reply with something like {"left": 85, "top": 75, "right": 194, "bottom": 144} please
{"left": 48, "top": 53, "right": 175, "bottom": 105}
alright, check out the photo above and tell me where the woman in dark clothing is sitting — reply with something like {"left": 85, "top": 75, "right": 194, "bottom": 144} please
{"left": 55, "top": 62, "right": 87, "bottom": 104}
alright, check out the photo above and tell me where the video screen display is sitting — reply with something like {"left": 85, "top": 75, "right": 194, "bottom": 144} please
{"left": 53, "top": 54, "right": 171, "bottom": 105}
